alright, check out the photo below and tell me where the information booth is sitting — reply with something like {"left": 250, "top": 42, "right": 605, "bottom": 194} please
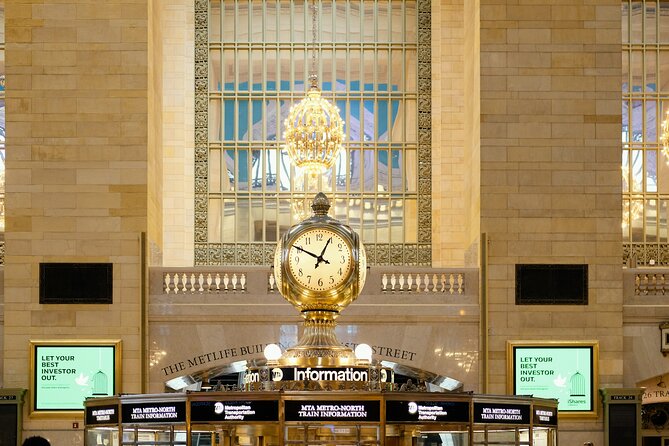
{"left": 83, "top": 194, "right": 558, "bottom": 446}
{"left": 84, "top": 391, "right": 557, "bottom": 446}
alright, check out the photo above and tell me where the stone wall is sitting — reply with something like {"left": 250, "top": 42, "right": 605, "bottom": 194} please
{"left": 480, "top": 0, "right": 622, "bottom": 442}
{"left": 4, "top": 0, "right": 149, "bottom": 438}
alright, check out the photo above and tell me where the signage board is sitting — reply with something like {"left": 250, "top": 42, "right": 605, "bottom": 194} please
{"left": 386, "top": 400, "right": 470, "bottom": 423}
{"left": 31, "top": 341, "right": 120, "bottom": 412}
{"left": 190, "top": 400, "right": 279, "bottom": 422}
{"left": 533, "top": 405, "right": 558, "bottom": 426}
{"left": 85, "top": 404, "right": 119, "bottom": 425}
{"left": 611, "top": 395, "right": 637, "bottom": 401}
{"left": 284, "top": 400, "right": 380, "bottom": 422}
{"left": 243, "top": 367, "right": 388, "bottom": 384}
{"left": 473, "top": 402, "right": 530, "bottom": 424}
{"left": 508, "top": 341, "right": 598, "bottom": 414}
{"left": 122, "top": 401, "right": 186, "bottom": 423}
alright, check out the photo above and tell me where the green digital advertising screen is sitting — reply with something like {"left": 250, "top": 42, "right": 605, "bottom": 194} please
{"left": 511, "top": 343, "right": 596, "bottom": 413}
{"left": 33, "top": 344, "right": 117, "bottom": 411}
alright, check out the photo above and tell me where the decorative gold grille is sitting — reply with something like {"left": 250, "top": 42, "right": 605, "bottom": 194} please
{"left": 194, "top": 0, "right": 432, "bottom": 266}
{"left": 622, "top": 1, "right": 669, "bottom": 266}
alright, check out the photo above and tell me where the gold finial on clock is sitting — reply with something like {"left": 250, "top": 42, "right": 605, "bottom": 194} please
{"left": 310, "top": 192, "right": 330, "bottom": 216}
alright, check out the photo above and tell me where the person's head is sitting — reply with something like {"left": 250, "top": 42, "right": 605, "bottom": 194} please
{"left": 22, "top": 436, "right": 50, "bottom": 446}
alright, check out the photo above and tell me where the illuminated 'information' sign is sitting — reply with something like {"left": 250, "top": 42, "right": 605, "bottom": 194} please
{"left": 510, "top": 342, "right": 597, "bottom": 412}
{"left": 33, "top": 344, "right": 117, "bottom": 411}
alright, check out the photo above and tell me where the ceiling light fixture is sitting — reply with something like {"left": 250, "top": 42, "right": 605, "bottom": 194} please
{"left": 283, "top": 0, "right": 344, "bottom": 174}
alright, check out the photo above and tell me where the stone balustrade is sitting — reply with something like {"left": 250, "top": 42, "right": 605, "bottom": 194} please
{"left": 379, "top": 271, "right": 465, "bottom": 294}
{"left": 163, "top": 271, "right": 248, "bottom": 294}
{"left": 626, "top": 268, "right": 669, "bottom": 296}
{"left": 153, "top": 266, "right": 478, "bottom": 298}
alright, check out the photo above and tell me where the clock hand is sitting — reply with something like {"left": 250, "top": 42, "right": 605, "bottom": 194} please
{"left": 315, "top": 238, "right": 332, "bottom": 268}
{"left": 318, "top": 237, "right": 332, "bottom": 258}
{"left": 294, "top": 245, "right": 319, "bottom": 259}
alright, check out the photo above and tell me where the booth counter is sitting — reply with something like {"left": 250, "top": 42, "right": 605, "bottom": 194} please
{"left": 84, "top": 391, "right": 557, "bottom": 446}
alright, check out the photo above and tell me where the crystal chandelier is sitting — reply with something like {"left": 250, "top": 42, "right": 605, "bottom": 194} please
{"left": 283, "top": 0, "right": 345, "bottom": 174}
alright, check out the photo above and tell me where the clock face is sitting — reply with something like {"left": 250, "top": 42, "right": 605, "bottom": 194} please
{"left": 287, "top": 228, "right": 353, "bottom": 292}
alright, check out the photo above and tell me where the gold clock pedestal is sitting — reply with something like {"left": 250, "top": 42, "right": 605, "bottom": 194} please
{"left": 280, "top": 310, "right": 356, "bottom": 367}
{"left": 273, "top": 193, "right": 367, "bottom": 368}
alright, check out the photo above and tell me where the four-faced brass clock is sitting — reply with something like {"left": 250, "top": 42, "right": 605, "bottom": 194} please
{"left": 274, "top": 193, "right": 366, "bottom": 313}
{"left": 287, "top": 227, "right": 353, "bottom": 292}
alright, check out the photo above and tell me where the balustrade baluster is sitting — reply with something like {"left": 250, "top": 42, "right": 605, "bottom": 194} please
{"left": 268, "top": 273, "right": 275, "bottom": 291}
{"left": 657, "top": 274, "right": 667, "bottom": 295}
{"left": 187, "top": 273, "right": 194, "bottom": 293}
{"left": 176, "top": 273, "right": 185, "bottom": 294}
{"left": 164, "top": 273, "right": 172, "bottom": 294}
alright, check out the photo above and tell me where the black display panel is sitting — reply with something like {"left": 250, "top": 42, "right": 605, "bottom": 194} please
{"left": 284, "top": 400, "right": 380, "bottom": 422}
{"left": 190, "top": 400, "right": 279, "bottom": 422}
{"left": 386, "top": 400, "right": 470, "bottom": 423}
{"left": 533, "top": 406, "right": 558, "bottom": 426}
{"left": 473, "top": 402, "right": 530, "bottom": 424}
{"left": 86, "top": 405, "right": 119, "bottom": 425}
{"left": 39, "top": 263, "right": 113, "bottom": 304}
{"left": 609, "top": 404, "right": 636, "bottom": 446}
{"left": 122, "top": 401, "right": 186, "bottom": 423}
{"left": 515, "top": 264, "right": 588, "bottom": 305}
{"left": 0, "top": 405, "right": 17, "bottom": 446}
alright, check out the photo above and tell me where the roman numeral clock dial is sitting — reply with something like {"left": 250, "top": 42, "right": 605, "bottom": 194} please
{"left": 287, "top": 229, "right": 353, "bottom": 292}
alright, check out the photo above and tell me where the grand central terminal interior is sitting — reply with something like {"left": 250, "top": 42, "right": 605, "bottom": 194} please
{"left": 0, "top": 1, "right": 667, "bottom": 446}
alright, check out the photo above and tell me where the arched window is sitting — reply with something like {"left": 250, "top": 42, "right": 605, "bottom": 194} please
{"left": 195, "top": 0, "right": 431, "bottom": 265}
{"left": 622, "top": 1, "right": 669, "bottom": 265}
